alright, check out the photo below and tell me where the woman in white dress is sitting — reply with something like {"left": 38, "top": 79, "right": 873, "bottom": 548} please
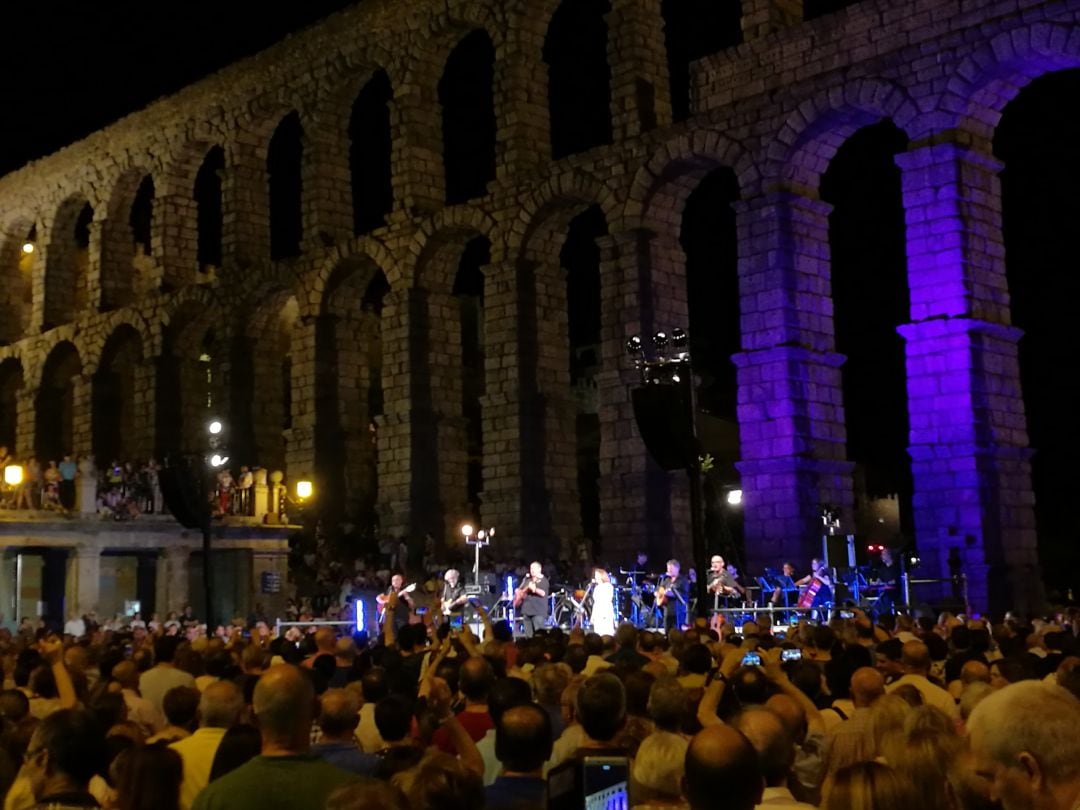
{"left": 590, "top": 568, "right": 617, "bottom": 637}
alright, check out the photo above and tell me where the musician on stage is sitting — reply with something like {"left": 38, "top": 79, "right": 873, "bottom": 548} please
{"left": 516, "top": 561, "right": 549, "bottom": 637}
{"left": 376, "top": 572, "right": 413, "bottom": 630}
{"left": 707, "top": 555, "right": 745, "bottom": 598}
{"left": 769, "top": 562, "right": 798, "bottom": 607}
{"left": 656, "top": 559, "right": 688, "bottom": 632}
{"left": 589, "top": 568, "right": 616, "bottom": 637}
{"left": 869, "top": 548, "right": 901, "bottom": 617}
{"left": 796, "top": 558, "right": 834, "bottom": 611}
{"left": 441, "top": 568, "right": 467, "bottom": 617}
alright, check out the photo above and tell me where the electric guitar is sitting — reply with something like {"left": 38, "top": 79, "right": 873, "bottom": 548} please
{"left": 441, "top": 592, "right": 468, "bottom": 616}
{"left": 376, "top": 583, "right": 416, "bottom": 623}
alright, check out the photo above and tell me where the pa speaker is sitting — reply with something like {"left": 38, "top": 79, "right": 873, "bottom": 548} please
{"left": 631, "top": 383, "right": 698, "bottom": 471}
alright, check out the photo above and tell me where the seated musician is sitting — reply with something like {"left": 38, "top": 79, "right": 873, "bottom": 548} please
{"left": 707, "top": 555, "right": 745, "bottom": 599}
{"left": 769, "top": 562, "right": 798, "bottom": 606}
{"left": 441, "top": 568, "right": 467, "bottom": 616}
{"left": 868, "top": 548, "right": 901, "bottom": 616}
{"left": 796, "top": 559, "right": 833, "bottom": 609}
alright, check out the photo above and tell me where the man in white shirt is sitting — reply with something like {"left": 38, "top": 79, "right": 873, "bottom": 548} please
{"left": 63, "top": 611, "right": 86, "bottom": 638}
{"left": 886, "top": 640, "right": 959, "bottom": 719}
{"left": 354, "top": 667, "right": 388, "bottom": 753}
{"left": 140, "top": 636, "right": 197, "bottom": 715}
{"left": 114, "top": 660, "right": 165, "bottom": 737}
{"left": 170, "top": 679, "right": 244, "bottom": 810}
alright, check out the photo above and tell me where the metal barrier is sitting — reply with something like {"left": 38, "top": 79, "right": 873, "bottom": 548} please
{"left": 274, "top": 618, "right": 359, "bottom": 638}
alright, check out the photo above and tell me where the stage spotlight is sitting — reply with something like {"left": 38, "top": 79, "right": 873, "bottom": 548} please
{"left": 726, "top": 489, "right": 743, "bottom": 506}
{"left": 625, "top": 335, "right": 643, "bottom": 357}
{"left": 653, "top": 331, "right": 669, "bottom": 357}
{"left": 21, "top": 242, "right": 34, "bottom": 255}
{"left": 671, "top": 328, "right": 688, "bottom": 352}
{"left": 208, "top": 419, "right": 223, "bottom": 435}
{"left": 461, "top": 523, "right": 474, "bottom": 539}
{"left": 210, "top": 454, "right": 229, "bottom": 468}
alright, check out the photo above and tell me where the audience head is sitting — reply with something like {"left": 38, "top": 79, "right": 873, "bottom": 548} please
{"left": 968, "top": 681, "right": 1080, "bottom": 810}
{"left": 850, "top": 666, "right": 886, "bottom": 708}
{"left": 23, "top": 709, "right": 106, "bottom": 799}
{"left": 252, "top": 665, "right": 315, "bottom": 751}
{"left": 392, "top": 751, "right": 484, "bottom": 809}
{"left": 318, "top": 688, "right": 361, "bottom": 740}
{"left": 647, "top": 677, "right": 689, "bottom": 732}
{"left": 375, "top": 695, "right": 414, "bottom": 743}
{"left": 900, "top": 640, "right": 931, "bottom": 674}
{"left": 114, "top": 744, "right": 182, "bottom": 810}
{"left": 576, "top": 673, "right": 626, "bottom": 743}
{"left": 495, "top": 703, "right": 552, "bottom": 773}
{"left": 734, "top": 707, "right": 795, "bottom": 788}
{"left": 200, "top": 679, "right": 244, "bottom": 729}
{"left": 632, "top": 731, "right": 688, "bottom": 804}
{"left": 822, "top": 761, "right": 918, "bottom": 810}
{"left": 327, "top": 780, "right": 408, "bottom": 810}
{"left": 163, "top": 686, "right": 201, "bottom": 732}
{"left": 459, "top": 657, "right": 495, "bottom": 703}
{"left": 684, "top": 725, "right": 762, "bottom": 810}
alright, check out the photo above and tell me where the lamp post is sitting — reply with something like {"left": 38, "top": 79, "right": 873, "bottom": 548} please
{"left": 626, "top": 328, "right": 709, "bottom": 619}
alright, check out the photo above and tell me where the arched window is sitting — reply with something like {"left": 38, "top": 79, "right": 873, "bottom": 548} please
{"left": 130, "top": 176, "right": 154, "bottom": 256}
{"left": 661, "top": 0, "right": 742, "bottom": 122}
{"left": 350, "top": 70, "right": 394, "bottom": 234}
{"left": 267, "top": 112, "right": 304, "bottom": 260}
{"left": 194, "top": 146, "right": 225, "bottom": 270}
{"left": 544, "top": 0, "right": 613, "bottom": 159}
{"left": 35, "top": 342, "right": 82, "bottom": 461}
{"left": 439, "top": 31, "right": 496, "bottom": 204}
{"left": 92, "top": 326, "right": 143, "bottom": 463}
{"left": 453, "top": 237, "right": 489, "bottom": 520}
{"left": 44, "top": 198, "right": 93, "bottom": 328}
{"left": 0, "top": 223, "right": 35, "bottom": 343}
{"left": 0, "top": 359, "right": 23, "bottom": 451}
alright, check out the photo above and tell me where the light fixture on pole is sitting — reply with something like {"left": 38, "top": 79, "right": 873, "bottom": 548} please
{"left": 4, "top": 464, "right": 23, "bottom": 486}
{"left": 726, "top": 488, "right": 743, "bottom": 507}
{"left": 21, "top": 242, "right": 33, "bottom": 255}
{"left": 465, "top": 524, "right": 494, "bottom": 587}
{"left": 296, "top": 480, "right": 313, "bottom": 501}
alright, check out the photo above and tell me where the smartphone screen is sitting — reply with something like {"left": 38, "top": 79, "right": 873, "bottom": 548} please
{"left": 450, "top": 614, "right": 464, "bottom": 630}
{"left": 781, "top": 648, "right": 802, "bottom": 662}
{"left": 741, "top": 651, "right": 762, "bottom": 667}
{"left": 582, "top": 757, "right": 630, "bottom": 810}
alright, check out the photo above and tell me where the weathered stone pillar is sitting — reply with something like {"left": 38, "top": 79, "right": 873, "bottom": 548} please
{"left": 597, "top": 228, "right": 689, "bottom": 565}
{"left": 84, "top": 221, "right": 105, "bottom": 312}
{"left": 607, "top": 0, "right": 672, "bottom": 141}
{"left": 733, "top": 191, "right": 854, "bottom": 573}
{"left": 71, "top": 373, "right": 92, "bottom": 456}
{"left": 285, "top": 316, "right": 317, "bottom": 479}
{"left": 388, "top": 84, "right": 444, "bottom": 217}
{"left": 740, "top": 0, "right": 803, "bottom": 40}
{"left": 131, "top": 359, "right": 156, "bottom": 461}
{"left": 156, "top": 547, "right": 191, "bottom": 615}
{"left": 496, "top": 22, "right": 552, "bottom": 174}
{"left": 14, "top": 388, "right": 36, "bottom": 461}
{"left": 896, "top": 137, "right": 1040, "bottom": 615}
{"left": 66, "top": 546, "right": 101, "bottom": 615}
{"left": 301, "top": 115, "right": 354, "bottom": 248}
{"left": 223, "top": 135, "right": 271, "bottom": 267}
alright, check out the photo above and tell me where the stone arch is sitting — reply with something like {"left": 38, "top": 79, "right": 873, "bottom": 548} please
{"left": 44, "top": 194, "right": 94, "bottom": 328}
{"left": 92, "top": 324, "right": 146, "bottom": 463}
{"left": 515, "top": 169, "right": 622, "bottom": 261}
{"left": 765, "top": 78, "right": 918, "bottom": 190}
{"left": 439, "top": 28, "right": 497, "bottom": 204}
{"left": 944, "top": 22, "right": 1080, "bottom": 141}
{"left": 34, "top": 340, "right": 83, "bottom": 462}
{"left": 0, "top": 216, "right": 38, "bottom": 344}
{"left": 159, "top": 139, "right": 226, "bottom": 280}
{"left": 624, "top": 129, "right": 757, "bottom": 229}
{"left": 0, "top": 356, "right": 24, "bottom": 452}
{"left": 410, "top": 205, "right": 501, "bottom": 291}
{"left": 302, "top": 235, "right": 401, "bottom": 319}
{"left": 101, "top": 167, "right": 156, "bottom": 309}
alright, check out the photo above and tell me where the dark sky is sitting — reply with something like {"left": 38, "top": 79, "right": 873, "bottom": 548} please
{"left": 0, "top": 2, "right": 356, "bottom": 177}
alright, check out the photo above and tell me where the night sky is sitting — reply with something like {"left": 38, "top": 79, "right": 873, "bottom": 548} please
{"left": 1, "top": 5, "right": 1075, "bottom": 590}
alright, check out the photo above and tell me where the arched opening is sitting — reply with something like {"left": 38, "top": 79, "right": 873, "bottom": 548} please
{"left": 350, "top": 70, "right": 394, "bottom": 234}
{"left": 194, "top": 146, "right": 225, "bottom": 270}
{"left": 562, "top": 205, "right": 607, "bottom": 549}
{"left": 661, "top": 0, "right": 742, "bottom": 122}
{"left": 995, "top": 69, "right": 1080, "bottom": 592}
{"left": 157, "top": 306, "right": 219, "bottom": 460}
{"left": 35, "top": 342, "right": 82, "bottom": 462}
{"left": 267, "top": 112, "right": 304, "bottom": 260}
{"left": 439, "top": 30, "right": 497, "bottom": 204}
{"left": 0, "top": 223, "right": 35, "bottom": 344}
{"left": 44, "top": 198, "right": 93, "bottom": 328}
{"left": 92, "top": 326, "right": 143, "bottom": 464}
{"left": 246, "top": 295, "right": 298, "bottom": 473}
{"left": 0, "top": 359, "right": 23, "bottom": 451}
{"left": 544, "top": 0, "right": 613, "bottom": 159}
{"left": 317, "top": 260, "right": 388, "bottom": 525}
{"left": 102, "top": 172, "right": 155, "bottom": 310}
{"left": 452, "top": 237, "right": 490, "bottom": 521}
{"left": 678, "top": 167, "right": 742, "bottom": 553}
{"left": 821, "top": 120, "right": 912, "bottom": 546}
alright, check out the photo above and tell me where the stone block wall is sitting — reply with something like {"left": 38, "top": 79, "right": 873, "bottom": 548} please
{"left": 1, "top": 0, "right": 1076, "bottom": 612}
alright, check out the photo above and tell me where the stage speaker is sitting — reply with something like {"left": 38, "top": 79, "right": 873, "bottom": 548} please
{"left": 631, "top": 383, "right": 698, "bottom": 471}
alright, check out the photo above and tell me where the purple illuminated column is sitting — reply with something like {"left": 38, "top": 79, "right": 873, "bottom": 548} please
{"left": 896, "top": 138, "right": 1040, "bottom": 616}
{"left": 733, "top": 191, "right": 854, "bottom": 574}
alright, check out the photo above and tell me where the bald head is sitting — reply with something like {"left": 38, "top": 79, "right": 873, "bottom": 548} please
{"left": 685, "top": 725, "right": 763, "bottom": 810}
{"left": 734, "top": 708, "right": 794, "bottom": 787}
{"left": 901, "top": 640, "right": 931, "bottom": 673}
{"left": 850, "top": 667, "right": 886, "bottom": 708}
{"left": 765, "top": 694, "right": 806, "bottom": 742}
{"left": 318, "top": 688, "right": 360, "bottom": 740}
{"left": 314, "top": 628, "right": 336, "bottom": 654}
{"left": 960, "top": 660, "right": 990, "bottom": 686}
{"left": 112, "top": 660, "right": 139, "bottom": 690}
{"left": 200, "top": 679, "right": 244, "bottom": 728}
{"left": 254, "top": 665, "right": 315, "bottom": 750}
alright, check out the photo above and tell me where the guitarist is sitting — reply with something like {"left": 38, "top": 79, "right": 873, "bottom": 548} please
{"left": 376, "top": 572, "right": 414, "bottom": 631}
{"left": 515, "top": 561, "right": 549, "bottom": 637}
{"left": 655, "top": 559, "right": 688, "bottom": 632}
{"left": 441, "top": 568, "right": 468, "bottom": 617}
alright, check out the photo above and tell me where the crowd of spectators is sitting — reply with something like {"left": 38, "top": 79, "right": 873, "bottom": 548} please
{"left": 2, "top": 597, "right": 1080, "bottom": 809}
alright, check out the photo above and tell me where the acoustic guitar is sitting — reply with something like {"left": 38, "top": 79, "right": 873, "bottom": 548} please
{"left": 376, "top": 583, "right": 416, "bottom": 623}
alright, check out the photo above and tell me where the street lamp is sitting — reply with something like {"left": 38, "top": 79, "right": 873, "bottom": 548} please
{"left": 726, "top": 489, "right": 743, "bottom": 507}
{"left": 296, "top": 480, "right": 313, "bottom": 501}
{"left": 4, "top": 465, "right": 23, "bottom": 487}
